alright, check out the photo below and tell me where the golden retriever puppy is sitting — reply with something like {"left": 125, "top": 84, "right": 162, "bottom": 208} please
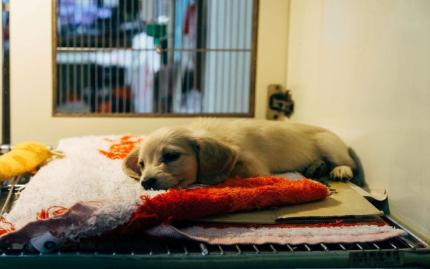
{"left": 123, "top": 119, "right": 355, "bottom": 190}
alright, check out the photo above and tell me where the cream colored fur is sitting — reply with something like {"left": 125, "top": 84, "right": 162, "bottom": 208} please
{"left": 123, "top": 119, "right": 355, "bottom": 190}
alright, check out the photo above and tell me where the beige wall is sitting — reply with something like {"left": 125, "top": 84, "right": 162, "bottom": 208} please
{"left": 287, "top": 0, "right": 430, "bottom": 240}
{"left": 9, "top": 0, "right": 289, "bottom": 145}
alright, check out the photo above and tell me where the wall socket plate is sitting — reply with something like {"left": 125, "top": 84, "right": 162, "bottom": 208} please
{"left": 266, "top": 84, "right": 294, "bottom": 120}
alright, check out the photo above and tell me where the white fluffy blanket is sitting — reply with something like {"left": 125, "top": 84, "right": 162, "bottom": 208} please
{"left": 1, "top": 136, "right": 162, "bottom": 246}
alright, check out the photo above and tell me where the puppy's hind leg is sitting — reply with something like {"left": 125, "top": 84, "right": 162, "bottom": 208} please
{"left": 314, "top": 132, "right": 355, "bottom": 180}
{"left": 304, "top": 159, "right": 329, "bottom": 179}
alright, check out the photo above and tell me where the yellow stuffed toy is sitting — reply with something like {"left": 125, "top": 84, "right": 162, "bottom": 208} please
{"left": 0, "top": 142, "right": 62, "bottom": 181}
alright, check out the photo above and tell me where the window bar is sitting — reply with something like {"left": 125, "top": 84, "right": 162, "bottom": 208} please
{"left": 87, "top": 29, "right": 92, "bottom": 112}
{"left": 151, "top": 36, "right": 156, "bottom": 113}
{"left": 130, "top": 1, "right": 137, "bottom": 113}
{"left": 226, "top": 0, "right": 233, "bottom": 113}
{"left": 56, "top": 1, "right": 62, "bottom": 109}
{"left": 115, "top": 4, "right": 120, "bottom": 114}
{"left": 125, "top": 6, "right": 129, "bottom": 113}
{"left": 166, "top": 1, "right": 172, "bottom": 114}
{"left": 243, "top": 60, "right": 249, "bottom": 112}
{"left": 214, "top": 4, "right": 221, "bottom": 113}
{"left": 197, "top": 0, "right": 205, "bottom": 113}
{"left": 238, "top": 6, "right": 245, "bottom": 112}
{"left": 164, "top": 48, "right": 168, "bottom": 114}
{"left": 81, "top": 18, "right": 91, "bottom": 113}
{"left": 233, "top": 0, "right": 241, "bottom": 113}
{"left": 186, "top": 51, "right": 191, "bottom": 114}
{"left": 155, "top": 23, "right": 160, "bottom": 113}
{"left": 160, "top": 45, "right": 163, "bottom": 114}
{"left": 246, "top": 0, "right": 252, "bottom": 48}
{"left": 58, "top": 57, "right": 62, "bottom": 109}
{"left": 223, "top": 0, "right": 228, "bottom": 112}
{"left": 73, "top": 14, "right": 78, "bottom": 107}
{"left": 109, "top": 6, "right": 114, "bottom": 114}
{"left": 120, "top": 3, "right": 124, "bottom": 113}
{"left": 95, "top": 45, "right": 99, "bottom": 113}
{"left": 57, "top": 47, "right": 253, "bottom": 53}
{"left": 91, "top": 53, "right": 99, "bottom": 113}
{"left": 221, "top": 0, "right": 228, "bottom": 113}
{"left": 134, "top": 47, "right": 139, "bottom": 114}
{"left": 191, "top": 51, "right": 195, "bottom": 113}
{"left": 208, "top": 1, "right": 215, "bottom": 112}
{"left": 180, "top": 47, "right": 184, "bottom": 113}
{"left": 241, "top": 0, "right": 249, "bottom": 113}
{"left": 100, "top": 9, "right": 106, "bottom": 113}
{"left": 143, "top": 0, "right": 149, "bottom": 113}
{"left": 235, "top": 0, "right": 241, "bottom": 112}
{"left": 191, "top": 51, "right": 198, "bottom": 113}
{"left": 80, "top": 28, "right": 84, "bottom": 111}
{"left": 64, "top": 4, "right": 71, "bottom": 109}
{"left": 158, "top": 19, "right": 163, "bottom": 113}
{"left": 1, "top": 0, "right": 9, "bottom": 143}
{"left": 248, "top": 0, "right": 253, "bottom": 112}
{"left": 202, "top": 1, "right": 209, "bottom": 112}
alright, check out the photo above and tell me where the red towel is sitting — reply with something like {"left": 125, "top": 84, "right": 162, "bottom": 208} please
{"left": 125, "top": 176, "right": 330, "bottom": 232}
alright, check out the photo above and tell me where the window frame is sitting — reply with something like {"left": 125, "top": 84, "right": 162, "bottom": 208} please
{"left": 51, "top": 0, "right": 259, "bottom": 118}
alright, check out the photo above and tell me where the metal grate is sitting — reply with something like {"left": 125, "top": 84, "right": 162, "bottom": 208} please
{"left": 0, "top": 225, "right": 429, "bottom": 268}
{"left": 54, "top": 0, "right": 258, "bottom": 116}
{"left": 0, "top": 224, "right": 427, "bottom": 256}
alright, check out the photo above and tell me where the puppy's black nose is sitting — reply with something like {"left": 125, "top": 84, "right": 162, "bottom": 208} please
{"left": 141, "top": 177, "right": 158, "bottom": 190}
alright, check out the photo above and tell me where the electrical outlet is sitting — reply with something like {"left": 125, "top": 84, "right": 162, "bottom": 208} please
{"left": 266, "top": 84, "right": 294, "bottom": 120}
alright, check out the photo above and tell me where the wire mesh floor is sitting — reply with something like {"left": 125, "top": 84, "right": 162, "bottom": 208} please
{"left": 1, "top": 216, "right": 427, "bottom": 256}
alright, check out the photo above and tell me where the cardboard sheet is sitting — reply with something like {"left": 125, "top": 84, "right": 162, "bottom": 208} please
{"left": 201, "top": 182, "right": 383, "bottom": 224}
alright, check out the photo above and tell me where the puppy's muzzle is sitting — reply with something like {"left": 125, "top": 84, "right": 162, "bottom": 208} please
{"left": 141, "top": 177, "right": 158, "bottom": 190}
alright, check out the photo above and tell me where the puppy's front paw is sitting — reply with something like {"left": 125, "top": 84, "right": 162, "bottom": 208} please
{"left": 330, "top": 165, "right": 353, "bottom": 180}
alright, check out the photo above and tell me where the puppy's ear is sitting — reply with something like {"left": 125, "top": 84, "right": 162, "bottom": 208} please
{"left": 192, "top": 136, "right": 238, "bottom": 185}
{"left": 122, "top": 148, "right": 141, "bottom": 180}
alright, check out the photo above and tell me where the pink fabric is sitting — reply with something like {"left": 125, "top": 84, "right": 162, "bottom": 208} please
{"left": 146, "top": 222, "right": 407, "bottom": 245}
{"left": 0, "top": 202, "right": 102, "bottom": 246}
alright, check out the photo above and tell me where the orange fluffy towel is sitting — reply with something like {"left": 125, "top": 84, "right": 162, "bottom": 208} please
{"left": 126, "top": 176, "right": 330, "bottom": 232}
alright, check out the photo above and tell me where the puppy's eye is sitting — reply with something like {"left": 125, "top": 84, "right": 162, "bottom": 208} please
{"left": 138, "top": 160, "right": 144, "bottom": 168}
{"left": 162, "top": 152, "right": 181, "bottom": 163}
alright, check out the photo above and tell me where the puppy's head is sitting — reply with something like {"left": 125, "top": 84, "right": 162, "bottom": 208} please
{"left": 122, "top": 127, "right": 238, "bottom": 190}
